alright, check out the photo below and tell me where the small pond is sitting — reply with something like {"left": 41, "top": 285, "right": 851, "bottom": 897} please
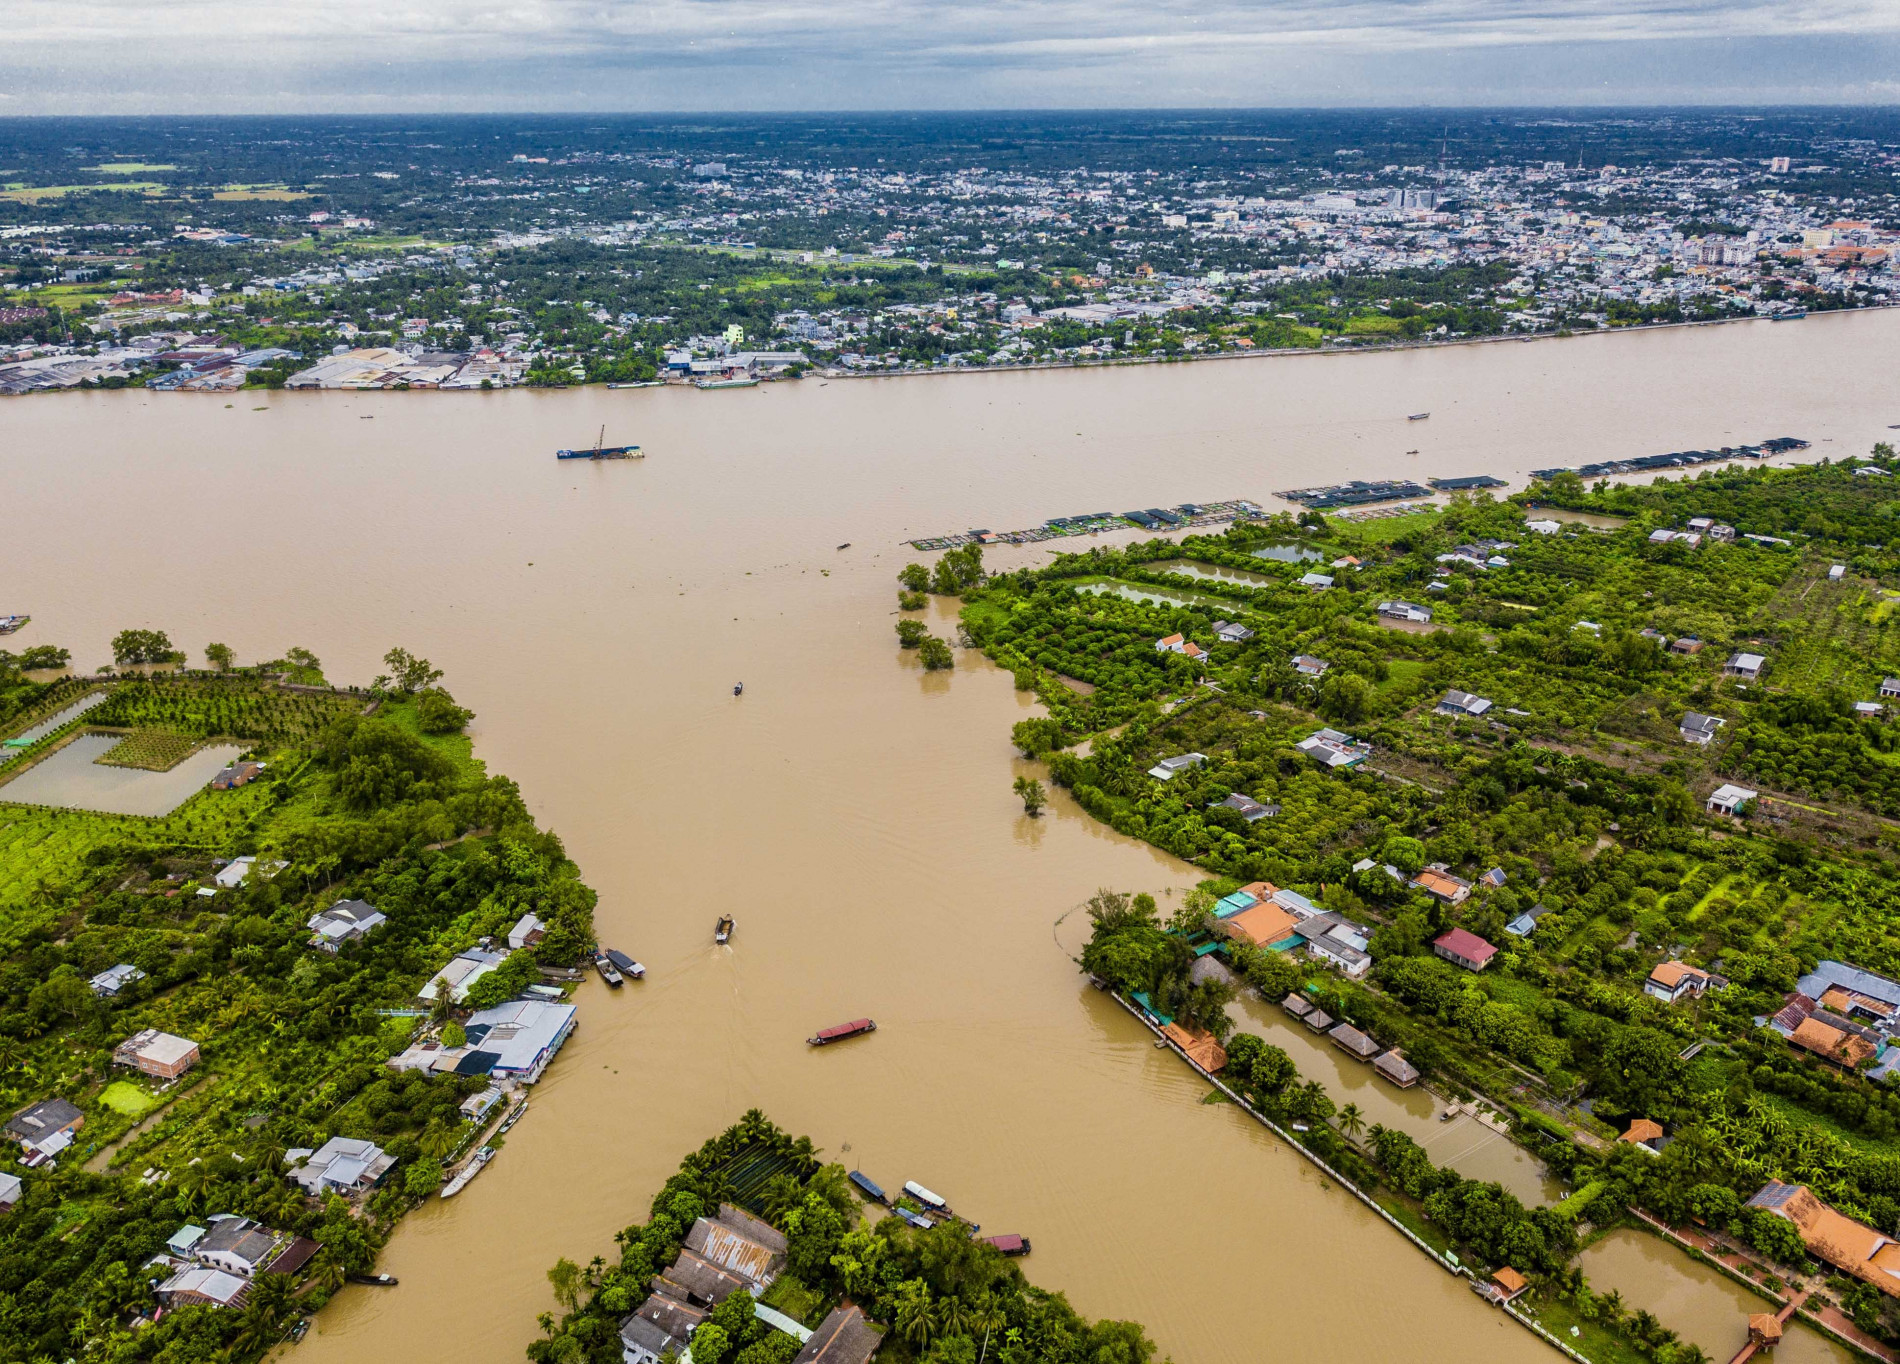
{"left": 0, "top": 734, "right": 244, "bottom": 817}
{"left": 1148, "top": 559, "right": 1279, "bottom": 588}
{"left": 1251, "top": 543, "right": 1325, "bottom": 563}
{"left": 4, "top": 690, "right": 110, "bottom": 747}
{"left": 1075, "top": 580, "right": 1236, "bottom": 612}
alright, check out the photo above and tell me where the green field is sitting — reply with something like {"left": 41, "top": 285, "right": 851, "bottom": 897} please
{"left": 96, "top": 729, "right": 200, "bottom": 772}
{"left": 99, "top": 1081, "right": 161, "bottom": 1118}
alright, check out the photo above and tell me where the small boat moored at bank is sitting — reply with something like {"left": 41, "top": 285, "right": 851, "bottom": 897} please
{"left": 593, "top": 951, "right": 623, "bottom": 987}
{"left": 848, "top": 1169, "right": 890, "bottom": 1205}
{"left": 441, "top": 1146, "right": 495, "bottom": 1197}
{"left": 715, "top": 915, "right": 734, "bottom": 944}
{"left": 903, "top": 1180, "right": 948, "bottom": 1213}
{"left": 809, "top": 1018, "right": 876, "bottom": 1046}
{"left": 982, "top": 1234, "right": 1031, "bottom": 1257}
{"left": 895, "top": 1208, "right": 934, "bottom": 1230}
{"left": 604, "top": 948, "right": 645, "bottom": 979}
{"left": 347, "top": 1272, "right": 399, "bottom": 1287}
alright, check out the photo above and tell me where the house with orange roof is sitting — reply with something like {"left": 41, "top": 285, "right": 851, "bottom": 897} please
{"left": 1645, "top": 960, "right": 1711, "bottom": 1004}
{"left": 1218, "top": 901, "right": 1302, "bottom": 951}
{"left": 1160, "top": 1022, "right": 1227, "bottom": 1073}
{"left": 1790, "top": 1015, "right": 1876, "bottom": 1069}
{"left": 1410, "top": 865, "right": 1472, "bottom": 906}
{"left": 1619, "top": 1119, "right": 1665, "bottom": 1153}
{"left": 1747, "top": 1181, "right": 1900, "bottom": 1295}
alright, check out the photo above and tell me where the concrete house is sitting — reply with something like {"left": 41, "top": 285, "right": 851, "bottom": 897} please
{"left": 1433, "top": 928, "right": 1498, "bottom": 972}
{"left": 1377, "top": 600, "right": 1433, "bottom": 624}
{"left": 506, "top": 913, "right": 545, "bottom": 950}
{"left": 1725, "top": 652, "right": 1767, "bottom": 679}
{"left": 1746, "top": 1182, "right": 1900, "bottom": 1297}
{"left": 1291, "top": 654, "right": 1330, "bottom": 677}
{"left": 1210, "top": 620, "right": 1255, "bottom": 643}
{"left": 418, "top": 948, "right": 507, "bottom": 1003}
{"left": 113, "top": 1029, "right": 199, "bottom": 1080}
{"left": 1147, "top": 752, "right": 1208, "bottom": 781}
{"left": 1708, "top": 784, "right": 1757, "bottom": 816}
{"left": 457, "top": 998, "right": 579, "bottom": 1084}
{"left": 1882, "top": 678, "right": 1900, "bottom": 700}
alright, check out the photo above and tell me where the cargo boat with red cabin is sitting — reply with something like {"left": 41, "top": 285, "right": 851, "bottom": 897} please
{"left": 808, "top": 1017, "right": 876, "bottom": 1046}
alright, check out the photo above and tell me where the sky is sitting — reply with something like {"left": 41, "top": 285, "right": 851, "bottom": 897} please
{"left": 3, "top": 0, "right": 1900, "bottom": 113}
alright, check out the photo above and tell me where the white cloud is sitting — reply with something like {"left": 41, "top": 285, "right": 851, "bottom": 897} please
{"left": 1, "top": 0, "right": 1898, "bottom": 109}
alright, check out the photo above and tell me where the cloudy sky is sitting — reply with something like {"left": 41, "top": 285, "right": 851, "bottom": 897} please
{"left": 5, "top": 0, "right": 1900, "bottom": 112}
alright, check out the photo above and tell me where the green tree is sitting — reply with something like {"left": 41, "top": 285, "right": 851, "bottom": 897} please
{"left": 1338, "top": 1103, "right": 1365, "bottom": 1142}
{"left": 1011, "top": 717, "right": 1064, "bottom": 756}
{"left": 897, "top": 619, "right": 929, "bottom": 648}
{"left": 205, "top": 642, "right": 235, "bottom": 671}
{"left": 384, "top": 646, "right": 446, "bottom": 694}
{"left": 111, "top": 627, "right": 174, "bottom": 665}
{"left": 1014, "top": 775, "right": 1047, "bottom": 816}
{"left": 547, "top": 1256, "right": 584, "bottom": 1314}
{"left": 690, "top": 1323, "right": 732, "bottom": 1364}
{"left": 441, "top": 1020, "right": 467, "bottom": 1048}
{"left": 919, "top": 636, "right": 954, "bottom": 670}
{"left": 899, "top": 563, "right": 931, "bottom": 592}
{"left": 416, "top": 687, "right": 474, "bottom": 734}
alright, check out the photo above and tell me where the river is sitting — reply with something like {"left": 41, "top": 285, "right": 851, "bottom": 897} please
{"left": 4, "top": 310, "right": 1899, "bottom": 1364}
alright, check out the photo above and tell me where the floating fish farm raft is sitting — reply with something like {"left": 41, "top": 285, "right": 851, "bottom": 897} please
{"left": 1428, "top": 475, "right": 1509, "bottom": 491}
{"left": 1275, "top": 479, "right": 1433, "bottom": 509}
{"left": 907, "top": 499, "right": 1264, "bottom": 551}
{"left": 1531, "top": 437, "right": 1808, "bottom": 482}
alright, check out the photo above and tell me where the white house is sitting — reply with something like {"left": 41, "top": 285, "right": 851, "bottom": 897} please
{"left": 1148, "top": 752, "right": 1208, "bottom": 781}
{"left": 1210, "top": 620, "right": 1255, "bottom": 643}
{"left": 1377, "top": 600, "right": 1433, "bottom": 624}
{"left": 1707, "top": 784, "right": 1757, "bottom": 816}
{"left": 1645, "top": 961, "right": 1712, "bottom": 1004}
{"left": 1526, "top": 519, "right": 1561, "bottom": 535}
{"left": 1299, "top": 572, "right": 1335, "bottom": 589}
{"left": 1297, "top": 728, "right": 1371, "bottom": 769}
{"left": 506, "top": 913, "right": 545, "bottom": 951}
{"left": 418, "top": 948, "right": 507, "bottom": 1003}
{"left": 306, "top": 899, "right": 387, "bottom": 952}
{"left": 88, "top": 963, "right": 145, "bottom": 997}
{"left": 1291, "top": 654, "right": 1329, "bottom": 677}
{"left": 1725, "top": 653, "right": 1766, "bottom": 679}
{"left": 284, "top": 1138, "right": 396, "bottom": 1197}
{"left": 460, "top": 998, "right": 579, "bottom": 1084}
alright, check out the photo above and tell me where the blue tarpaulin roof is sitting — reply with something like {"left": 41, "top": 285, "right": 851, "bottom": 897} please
{"left": 1215, "top": 892, "right": 1259, "bottom": 919}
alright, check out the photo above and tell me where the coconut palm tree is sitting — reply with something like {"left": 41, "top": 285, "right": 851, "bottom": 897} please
{"left": 894, "top": 1282, "right": 935, "bottom": 1350}
{"left": 935, "top": 1294, "right": 972, "bottom": 1341}
{"left": 1338, "top": 1103, "right": 1366, "bottom": 1142}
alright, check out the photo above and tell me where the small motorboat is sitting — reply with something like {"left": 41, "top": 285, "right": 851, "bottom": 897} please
{"left": 347, "top": 1273, "right": 398, "bottom": 1287}
{"left": 715, "top": 914, "right": 734, "bottom": 944}
{"left": 290, "top": 1320, "right": 311, "bottom": 1343}
{"left": 1405, "top": 449, "right": 1419, "bottom": 455}
{"left": 605, "top": 948, "right": 645, "bottom": 979}
{"left": 592, "top": 951, "right": 623, "bottom": 987}
{"left": 733, "top": 682, "right": 743, "bottom": 696}
{"left": 837, "top": 542, "right": 851, "bottom": 550}
{"left": 1408, "top": 412, "right": 1430, "bottom": 421}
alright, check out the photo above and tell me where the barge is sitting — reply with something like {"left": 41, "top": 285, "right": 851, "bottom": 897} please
{"left": 557, "top": 426, "right": 643, "bottom": 460}
{"left": 848, "top": 1170, "right": 890, "bottom": 1205}
{"left": 809, "top": 1018, "right": 876, "bottom": 1046}
{"left": 982, "top": 1234, "right": 1031, "bottom": 1257}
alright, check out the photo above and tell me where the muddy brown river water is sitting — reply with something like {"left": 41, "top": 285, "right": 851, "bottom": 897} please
{"left": 4, "top": 313, "right": 1899, "bottom": 1363}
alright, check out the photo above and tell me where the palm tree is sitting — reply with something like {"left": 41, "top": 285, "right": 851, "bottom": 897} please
{"left": 1338, "top": 1103, "right": 1366, "bottom": 1142}
{"left": 935, "top": 1295, "right": 972, "bottom": 1341}
{"left": 894, "top": 1283, "right": 935, "bottom": 1350}
{"left": 1599, "top": 1289, "right": 1626, "bottom": 1325}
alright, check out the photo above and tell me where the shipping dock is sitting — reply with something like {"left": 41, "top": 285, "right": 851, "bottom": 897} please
{"left": 908, "top": 499, "right": 1263, "bottom": 552}
{"left": 1531, "top": 436, "right": 1808, "bottom": 482}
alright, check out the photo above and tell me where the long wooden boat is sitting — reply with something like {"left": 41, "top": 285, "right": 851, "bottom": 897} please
{"left": 592, "top": 951, "right": 623, "bottom": 987}
{"left": 715, "top": 915, "right": 734, "bottom": 944}
{"left": 809, "top": 1018, "right": 876, "bottom": 1046}
{"left": 848, "top": 1169, "right": 889, "bottom": 1205}
{"left": 981, "top": 1234, "right": 1030, "bottom": 1257}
